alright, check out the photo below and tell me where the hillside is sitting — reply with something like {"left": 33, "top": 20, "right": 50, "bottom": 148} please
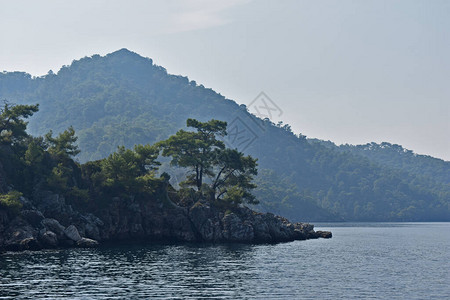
{"left": 1, "top": 49, "right": 448, "bottom": 221}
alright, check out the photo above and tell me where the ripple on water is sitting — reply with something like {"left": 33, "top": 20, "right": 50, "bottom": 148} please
{"left": 1, "top": 223, "right": 449, "bottom": 299}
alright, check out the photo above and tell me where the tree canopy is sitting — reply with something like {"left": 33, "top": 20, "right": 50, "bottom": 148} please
{"left": 0, "top": 102, "right": 38, "bottom": 145}
{"left": 158, "top": 118, "right": 258, "bottom": 205}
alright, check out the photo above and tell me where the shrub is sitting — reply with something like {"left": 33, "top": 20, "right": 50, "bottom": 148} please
{"left": 0, "top": 190, "right": 23, "bottom": 214}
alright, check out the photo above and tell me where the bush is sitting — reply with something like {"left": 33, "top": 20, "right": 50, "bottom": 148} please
{"left": 0, "top": 190, "right": 23, "bottom": 214}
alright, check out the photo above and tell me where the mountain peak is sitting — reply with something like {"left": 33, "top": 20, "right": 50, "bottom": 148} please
{"left": 102, "top": 48, "right": 153, "bottom": 66}
{"left": 108, "top": 48, "right": 140, "bottom": 57}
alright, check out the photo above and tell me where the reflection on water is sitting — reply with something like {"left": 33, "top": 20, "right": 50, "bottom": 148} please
{"left": 1, "top": 223, "right": 449, "bottom": 299}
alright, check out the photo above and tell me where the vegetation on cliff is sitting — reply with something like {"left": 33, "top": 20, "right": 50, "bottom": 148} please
{"left": 0, "top": 102, "right": 258, "bottom": 216}
{"left": 0, "top": 103, "right": 330, "bottom": 250}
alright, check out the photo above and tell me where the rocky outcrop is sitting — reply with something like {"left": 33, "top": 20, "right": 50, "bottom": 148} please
{"left": 0, "top": 192, "right": 331, "bottom": 252}
{"left": 188, "top": 202, "right": 330, "bottom": 243}
{"left": 0, "top": 193, "right": 103, "bottom": 251}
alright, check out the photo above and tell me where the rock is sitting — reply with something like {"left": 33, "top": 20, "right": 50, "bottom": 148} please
{"left": 299, "top": 223, "right": 315, "bottom": 233}
{"left": 76, "top": 237, "right": 99, "bottom": 248}
{"left": 36, "top": 192, "right": 73, "bottom": 219}
{"left": 41, "top": 218, "right": 65, "bottom": 237}
{"left": 2, "top": 190, "right": 333, "bottom": 252}
{"left": 252, "top": 213, "right": 273, "bottom": 242}
{"left": 189, "top": 202, "right": 223, "bottom": 242}
{"left": 166, "top": 208, "right": 197, "bottom": 242}
{"left": 21, "top": 210, "right": 45, "bottom": 227}
{"left": 19, "top": 237, "right": 41, "bottom": 251}
{"left": 262, "top": 214, "right": 293, "bottom": 242}
{"left": 3, "top": 218, "right": 38, "bottom": 250}
{"left": 222, "top": 213, "right": 254, "bottom": 242}
{"left": 39, "top": 231, "right": 58, "bottom": 247}
{"left": 64, "top": 225, "right": 82, "bottom": 242}
{"left": 315, "top": 231, "right": 332, "bottom": 239}
{"left": 293, "top": 229, "right": 307, "bottom": 240}
{"left": 76, "top": 213, "right": 104, "bottom": 240}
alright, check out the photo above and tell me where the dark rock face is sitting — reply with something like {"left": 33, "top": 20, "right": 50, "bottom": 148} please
{"left": 186, "top": 202, "right": 330, "bottom": 243}
{"left": 39, "top": 231, "right": 58, "bottom": 247}
{"left": 96, "top": 196, "right": 197, "bottom": 242}
{"left": 0, "top": 192, "right": 331, "bottom": 252}
{"left": 21, "top": 210, "right": 44, "bottom": 227}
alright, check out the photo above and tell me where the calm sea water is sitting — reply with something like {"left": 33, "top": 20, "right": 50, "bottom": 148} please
{"left": 1, "top": 223, "right": 449, "bottom": 299}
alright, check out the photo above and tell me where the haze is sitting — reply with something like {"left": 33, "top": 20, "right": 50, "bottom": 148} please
{"left": 1, "top": 0, "right": 448, "bottom": 160}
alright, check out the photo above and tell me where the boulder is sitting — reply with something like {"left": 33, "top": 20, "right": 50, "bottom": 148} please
{"left": 39, "top": 230, "right": 58, "bottom": 247}
{"left": 76, "top": 237, "right": 99, "bottom": 248}
{"left": 78, "top": 213, "right": 104, "bottom": 240}
{"left": 41, "top": 218, "right": 65, "bottom": 237}
{"left": 64, "top": 225, "right": 82, "bottom": 242}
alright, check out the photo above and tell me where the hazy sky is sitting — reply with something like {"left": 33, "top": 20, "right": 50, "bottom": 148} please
{"left": 1, "top": 0, "right": 449, "bottom": 160}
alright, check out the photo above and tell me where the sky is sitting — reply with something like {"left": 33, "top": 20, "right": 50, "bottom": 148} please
{"left": 1, "top": 0, "right": 449, "bottom": 160}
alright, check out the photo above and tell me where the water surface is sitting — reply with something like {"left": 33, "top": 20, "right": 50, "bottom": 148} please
{"left": 1, "top": 223, "right": 449, "bottom": 299}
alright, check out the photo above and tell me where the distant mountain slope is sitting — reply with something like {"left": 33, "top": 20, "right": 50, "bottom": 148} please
{"left": 340, "top": 142, "right": 450, "bottom": 187}
{"left": 1, "top": 49, "right": 448, "bottom": 221}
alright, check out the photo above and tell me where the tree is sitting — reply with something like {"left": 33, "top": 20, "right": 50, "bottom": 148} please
{"left": 0, "top": 102, "right": 39, "bottom": 145}
{"left": 158, "top": 118, "right": 227, "bottom": 190}
{"left": 160, "top": 118, "right": 258, "bottom": 206}
{"left": 211, "top": 148, "right": 258, "bottom": 204}
{"left": 98, "top": 144, "right": 160, "bottom": 192}
{"left": 45, "top": 126, "right": 80, "bottom": 159}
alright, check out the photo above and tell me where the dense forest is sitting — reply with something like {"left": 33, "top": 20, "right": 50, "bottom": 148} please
{"left": 0, "top": 103, "right": 259, "bottom": 220}
{"left": 1, "top": 49, "right": 448, "bottom": 221}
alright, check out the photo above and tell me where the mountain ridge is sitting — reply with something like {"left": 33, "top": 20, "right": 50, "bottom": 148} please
{"left": 1, "top": 48, "right": 448, "bottom": 221}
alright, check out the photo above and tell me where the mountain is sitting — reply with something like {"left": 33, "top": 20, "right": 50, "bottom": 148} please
{"left": 1, "top": 49, "right": 448, "bottom": 221}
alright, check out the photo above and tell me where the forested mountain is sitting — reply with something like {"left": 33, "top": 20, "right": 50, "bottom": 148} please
{"left": 1, "top": 49, "right": 448, "bottom": 221}
{"left": 340, "top": 142, "right": 449, "bottom": 186}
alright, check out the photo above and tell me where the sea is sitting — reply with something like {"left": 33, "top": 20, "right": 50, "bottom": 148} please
{"left": 1, "top": 222, "right": 449, "bottom": 299}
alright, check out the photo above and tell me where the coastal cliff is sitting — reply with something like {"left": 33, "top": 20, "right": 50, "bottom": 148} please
{"left": 0, "top": 107, "right": 331, "bottom": 252}
{"left": 0, "top": 191, "right": 331, "bottom": 252}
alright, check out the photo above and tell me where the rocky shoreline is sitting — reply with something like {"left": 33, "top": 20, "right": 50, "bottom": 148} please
{"left": 0, "top": 192, "right": 331, "bottom": 252}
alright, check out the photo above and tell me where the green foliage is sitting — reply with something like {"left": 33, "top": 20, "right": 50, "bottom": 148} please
{"left": 0, "top": 102, "right": 38, "bottom": 145}
{"left": 222, "top": 185, "right": 245, "bottom": 206}
{"left": 45, "top": 126, "right": 80, "bottom": 159}
{"left": 46, "top": 163, "right": 73, "bottom": 192}
{"left": 89, "top": 144, "right": 161, "bottom": 194}
{"left": 24, "top": 138, "right": 46, "bottom": 166}
{"left": 211, "top": 148, "right": 258, "bottom": 205}
{"left": 159, "top": 119, "right": 258, "bottom": 206}
{"left": 0, "top": 190, "right": 23, "bottom": 214}
{"left": 159, "top": 118, "right": 227, "bottom": 190}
